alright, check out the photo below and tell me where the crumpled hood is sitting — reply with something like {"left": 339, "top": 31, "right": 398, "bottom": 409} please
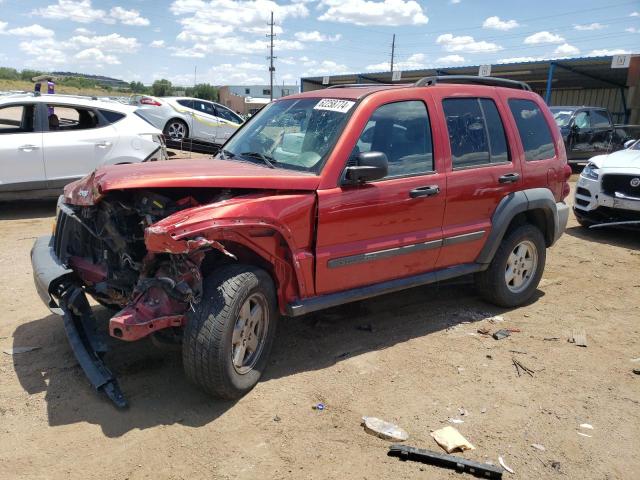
{"left": 590, "top": 149, "right": 640, "bottom": 170}
{"left": 64, "top": 158, "right": 320, "bottom": 205}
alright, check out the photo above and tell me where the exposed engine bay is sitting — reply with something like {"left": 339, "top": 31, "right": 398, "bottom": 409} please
{"left": 55, "top": 188, "right": 242, "bottom": 341}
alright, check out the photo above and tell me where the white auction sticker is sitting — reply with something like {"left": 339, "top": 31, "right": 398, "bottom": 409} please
{"left": 313, "top": 98, "right": 355, "bottom": 113}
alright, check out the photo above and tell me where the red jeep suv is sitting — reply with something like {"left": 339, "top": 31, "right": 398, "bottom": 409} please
{"left": 31, "top": 76, "right": 571, "bottom": 407}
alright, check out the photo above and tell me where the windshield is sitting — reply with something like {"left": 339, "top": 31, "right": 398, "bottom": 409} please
{"left": 550, "top": 108, "right": 575, "bottom": 127}
{"left": 220, "top": 97, "right": 355, "bottom": 173}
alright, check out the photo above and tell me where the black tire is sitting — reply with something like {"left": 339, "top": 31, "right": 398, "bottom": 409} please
{"left": 182, "top": 264, "right": 277, "bottom": 399}
{"left": 476, "top": 224, "right": 546, "bottom": 308}
{"left": 163, "top": 118, "right": 189, "bottom": 140}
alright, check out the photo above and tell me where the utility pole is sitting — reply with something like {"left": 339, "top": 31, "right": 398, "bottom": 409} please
{"left": 390, "top": 34, "right": 396, "bottom": 76}
{"left": 267, "top": 11, "right": 276, "bottom": 102}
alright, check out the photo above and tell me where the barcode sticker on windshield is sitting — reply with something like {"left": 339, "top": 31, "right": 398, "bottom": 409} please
{"left": 314, "top": 99, "right": 355, "bottom": 113}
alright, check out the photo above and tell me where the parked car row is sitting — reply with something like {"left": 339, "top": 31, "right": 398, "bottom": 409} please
{"left": 0, "top": 93, "right": 166, "bottom": 201}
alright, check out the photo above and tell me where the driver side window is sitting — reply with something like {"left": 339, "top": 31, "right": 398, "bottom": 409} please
{"left": 350, "top": 100, "right": 434, "bottom": 178}
{"left": 573, "top": 111, "right": 590, "bottom": 129}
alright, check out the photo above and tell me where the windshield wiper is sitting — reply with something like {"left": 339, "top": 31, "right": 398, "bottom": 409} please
{"left": 219, "top": 149, "right": 236, "bottom": 160}
{"left": 240, "top": 151, "right": 277, "bottom": 169}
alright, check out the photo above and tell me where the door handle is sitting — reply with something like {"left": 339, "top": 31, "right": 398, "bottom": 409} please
{"left": 95, "top": 141, "right": 112, "bottom": 148}
{"left": 409, "top": 185, "right": 440, "bottom": 198}
{"left": 18, "top": 144, "right": 39, "bottom": 152}
{"left": 498, "top": 173, "right": 520, "bottom": 184}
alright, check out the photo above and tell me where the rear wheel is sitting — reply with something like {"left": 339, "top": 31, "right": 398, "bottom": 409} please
{"left": 164, "top": 119, "right": 189, "bottom": 140}
{"left": 476, "top": 224, "right": 546, "bottom": 307}
{"left": 182, "top": 264, "right": 277, "bottom": 399}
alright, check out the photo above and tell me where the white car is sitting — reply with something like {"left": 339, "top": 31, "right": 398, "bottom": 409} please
{"left": 0, "top": 94, "right": 166, "bottom": 201}
{"left": 574, "top": 139, "right": 640, "bottom": 228}
{"left": 131, "top": 96, "right": 243, "bottom": 145}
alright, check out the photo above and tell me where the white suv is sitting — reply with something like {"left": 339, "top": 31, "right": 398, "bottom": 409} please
{"left": 574, "top": 139, "right": 640, "bottom": 228}
{"left": 0, "top": 94, "right": 166, "bottom": 201}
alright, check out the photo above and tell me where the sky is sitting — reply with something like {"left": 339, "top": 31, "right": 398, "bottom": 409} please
{"left": 0, "top": 0, "right": 638, "bottom": 86}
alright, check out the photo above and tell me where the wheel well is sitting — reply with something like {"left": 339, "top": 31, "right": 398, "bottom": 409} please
{"left": 505, "top": 209, "right": 553, "bottom": 246}
{"left": 200, "top": 243, "right": 278, "bottom": 290}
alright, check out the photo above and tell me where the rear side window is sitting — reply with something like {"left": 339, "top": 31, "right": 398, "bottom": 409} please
{"left": 215, "top": 105, "right": 243, "bottom": 124}
{"left": 46, "top": 105, "right": 99, "bottom": 132}
{"left": 508, "top": 99, "right": 555, "bottom": 161}
{"left": 99, "top": 110, "right": 125, "bottom": 124}
{"left": 443, "top": 98, "right": 509, "bottom": 168}
{"left": 590, "top": 110, "right": 611, "bottom": 128}
{"left": 351, "top": 100, "right": 434, "bottom": 177}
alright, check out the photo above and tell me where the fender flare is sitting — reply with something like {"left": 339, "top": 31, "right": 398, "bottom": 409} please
{"left": 476, "top": 188, "right": 558, "bottom": 265}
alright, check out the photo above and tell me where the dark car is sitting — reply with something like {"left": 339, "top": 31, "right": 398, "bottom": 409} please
{"left": 31, "top": 76, "right": 571, "bottom": 407}
{"left": 550, "top": 106, "right": 616, "bottom": 164}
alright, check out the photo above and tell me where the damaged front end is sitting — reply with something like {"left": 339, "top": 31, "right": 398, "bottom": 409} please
{"left": 32, "top": 189, "right": 243, "bottom": 407}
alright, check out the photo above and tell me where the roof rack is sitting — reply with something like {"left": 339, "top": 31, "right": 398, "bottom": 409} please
{"left": 326, "top": 83, "right": 401, "bottom": 89}
{"left": 415, "top": 75, "right": 532, "bottom": 91}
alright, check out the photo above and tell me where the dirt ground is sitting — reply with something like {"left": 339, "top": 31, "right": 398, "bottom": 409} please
{"left": 0, "top": 178, "right": 638, "bottom": 480}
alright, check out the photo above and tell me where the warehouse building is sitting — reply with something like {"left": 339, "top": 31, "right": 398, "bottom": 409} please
{"left": 301, "top": 55, "right": 640, "bottom": 124}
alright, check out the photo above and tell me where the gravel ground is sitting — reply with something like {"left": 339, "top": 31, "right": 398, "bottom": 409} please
{"left": 0, "top": 178, "right": 638, "bottom": 480}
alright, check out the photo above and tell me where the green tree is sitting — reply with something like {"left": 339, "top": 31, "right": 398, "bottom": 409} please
{"left": 20, "top": 69, "right": 43, "bottom": 81}
{"left": 129, "top": 81, "right": 148, "bottom": 93}
{"left": 152, "top": 79, "right": 172, "bottom": 97}
{"left": 186, "top": 83, "right": 218, "bottom": 101}
{"left": 0, "top": 67, "right": 19, "bottom": 80}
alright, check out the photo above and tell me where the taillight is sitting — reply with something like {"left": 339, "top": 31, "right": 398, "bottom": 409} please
{"left": 561, "top": 163, "right": 572, "bottom": 200}
{"left": 140, "top": 96, "right": 162, "bottom": 106}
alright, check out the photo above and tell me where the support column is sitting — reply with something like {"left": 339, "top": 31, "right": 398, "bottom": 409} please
{"left": 544, "top": 62, "right": 556, "bottom": 105}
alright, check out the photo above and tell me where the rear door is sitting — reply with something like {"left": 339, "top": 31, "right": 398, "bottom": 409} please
{"left": 214, "top": 104, "right": 243, "bottom": 142}
{"left": 434, "top": 94, "right": 522, "bottom": 268}
{"left": 315, "top": 98, "right": 446, "bottom": 294}
{"left": 42, "top": 103, "right": 117, "bottom": 184}
{"left": 180, "top": 99, "right": 218, "bottom": 143}
{"left": 0, "top": 102, "right": 45, "bottom": 190}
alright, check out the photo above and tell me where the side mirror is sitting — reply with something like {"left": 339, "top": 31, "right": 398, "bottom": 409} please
{"left": 624, "top": 139, "right": 637, "bottom": 149}
{"left": 344, "top": 151, "right": 388, "bottom": 184}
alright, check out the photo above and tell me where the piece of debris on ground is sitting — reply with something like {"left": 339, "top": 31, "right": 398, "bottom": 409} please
{"left": 569, "top": 330, "right": 588, "bottom": 347}
{"left": 362, "top": 417, "right": 409, "bottom": 441}
{"left": 430, "top": 426, "right": 475, "bottom": 453}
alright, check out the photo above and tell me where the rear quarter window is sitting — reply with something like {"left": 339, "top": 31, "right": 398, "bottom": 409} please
{"left": 508, "top": 99, "right": 555, "bottom": 161}
{"left": 99, "top": 110, "right": 126, "bottom": 124}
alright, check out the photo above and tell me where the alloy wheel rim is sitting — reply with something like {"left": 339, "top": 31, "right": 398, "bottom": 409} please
{"left": 231, "top": 293, "right": 269, "bottom": 374}
{"left": 168, "top": 122, "right": 186, "bottom": 139}
{"left": 505, "top": 240, "right": 538, "bottom": 294}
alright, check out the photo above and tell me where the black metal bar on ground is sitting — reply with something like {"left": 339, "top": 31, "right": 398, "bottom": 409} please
{"left": 388, "top": 445, "right": 503, "bottom": 479}
{"left": 61, "top": 285, "right": 128, "bottom": 408}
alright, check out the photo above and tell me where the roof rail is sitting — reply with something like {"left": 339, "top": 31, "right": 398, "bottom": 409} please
{"left": 326, "top": 83, "right": 400, "bottom": 89}
{"left": 415, "top": 75, "right": 532, "bottom": 91}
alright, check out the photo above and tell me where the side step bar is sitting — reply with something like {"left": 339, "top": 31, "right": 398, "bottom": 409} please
{"left": 60, "top": 285, "right": 128, "bottom": 408}
{"left": 286, "top": 263, "right": 484, "bottom": 317}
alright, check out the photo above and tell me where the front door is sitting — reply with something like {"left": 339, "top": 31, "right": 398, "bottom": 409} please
{"left": 568, "top": 110, "right": 593, "bottom": 160}
{"left": 214, "top": 104, "right": 243, "bottom": 143}
{"left": 0, "top": 103, "right": 45, "bottom": 190}
{"left": 315, "top": 99, "right": 446, "bottom": 294}
{"left": 190, "top": 100, "right": 219, "bottom": 143}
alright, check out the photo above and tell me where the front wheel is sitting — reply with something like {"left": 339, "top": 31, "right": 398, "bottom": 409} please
{"left": 476, "top": 224, "right": 546, "bottom": 307}
{"left": 182, "top": 264, "right": 277, "bottom": 399}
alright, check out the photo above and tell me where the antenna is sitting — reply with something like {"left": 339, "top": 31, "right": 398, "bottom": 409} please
{"left": 267, "top": 11, "right": 276, "bottom": 102}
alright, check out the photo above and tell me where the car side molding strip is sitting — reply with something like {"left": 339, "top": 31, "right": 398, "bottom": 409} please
{"left": 327, "top": 231, "right": 485, "bottom": 269}
{"left": 287, "top": 263, "right": 485, "bottom": 317}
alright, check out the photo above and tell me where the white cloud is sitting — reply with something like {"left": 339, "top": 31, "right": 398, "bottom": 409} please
{"left": 497, "top": 56, "right": 544, "bottom": 64}
{"left": 73, "top": 27, "right": 94, "bottom": 35}
{"left": 109, "top": 7, "right": 150, "bottom": 26}
{"left": 0, "top": 21, "right": 6, "bottom": 33}
{"left": 33, "top": 0, "right": 108, "bottom": 24}
{"left": 69, "top": 33, "right": 140, "bottom": 52}
{"left": 318, "top": 0, "right": 428, "bottom": 26}
{"left": 301, "top": 59, "right": 350, "bottom": 76}
{"left": 436, "top": 33, "right": 502, "bottom": 53}
{"left": 552, "top": 43, "right": 580, "bottom": 57}
{"left": 450, "top": 0, "right": 461, "bottom": 4}
{"left": 19, "top": 38, "right": 68, "bottom": 66}
{"left": 630, "top": 11, "right": 639, "bottom": 17}
{"left": 574, "top": 22, "right": 605, "bottom": 31}
{"left": 437, "top": 54, "right": 465, "bottom": 64}
{"left": 294, "top": 31, "right": 341, "bottom": 42}
{"left": 625, "top": 27, "right": 639, "bottom": 33}
{"left": 365, "top": 52, "right": 427, "bottom": 71}
{"left": 75, "top": 48, "right": 120, "bottom": 65}
{"left": 482, "top": 16, "right": 519, "bottom": 31}
{"left": 150, "top": 40, "right": 165, "bottom": 48}
{"left": 168, "top": 62, "right": 268, "bottom": 86}
{"left": 524, "top": 31, "right": 565, "bottom": 44}
{"left": 587, "top": 48, "right": 631, "bottom": 56}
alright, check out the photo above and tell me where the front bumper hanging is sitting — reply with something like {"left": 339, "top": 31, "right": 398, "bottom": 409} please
{"left": 31, "top": 235, "right": 128, "bottom": 408}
